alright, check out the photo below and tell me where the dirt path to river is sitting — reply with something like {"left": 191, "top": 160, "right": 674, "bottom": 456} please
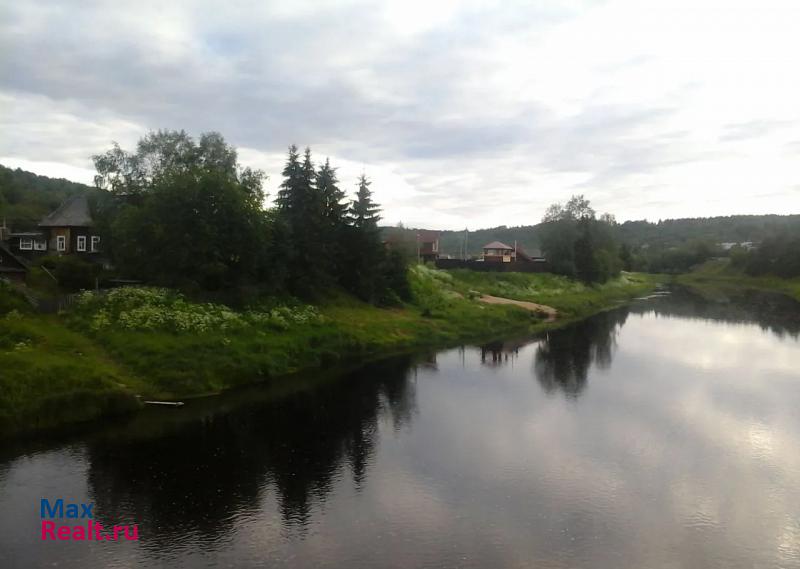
{"left": 478, "top": 294, "right": 558, "bottom": 322}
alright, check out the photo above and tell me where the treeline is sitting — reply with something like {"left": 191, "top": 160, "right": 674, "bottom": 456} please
{"left": 91, "top": 130, "right": 409, "bottom": 303}
{"left": 385, "top": 214, "right": 800, "bottom": 260}
{"left": 617, "top": 215, "right": 800, "bottom": 248}
{"left": 731, "top": 234, "right": 800, "bottom": 278}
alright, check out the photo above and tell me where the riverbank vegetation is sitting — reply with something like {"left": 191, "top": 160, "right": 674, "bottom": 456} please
{"left": 1, "top": 263, "right": 659, "bottom": 435}
{"left": 675, "top": 260, "right": 800, "bottom": 302}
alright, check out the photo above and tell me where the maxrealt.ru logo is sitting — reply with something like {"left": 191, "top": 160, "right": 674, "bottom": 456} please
{"left": 40, "top": 498, "right": 139, "bottom": 541}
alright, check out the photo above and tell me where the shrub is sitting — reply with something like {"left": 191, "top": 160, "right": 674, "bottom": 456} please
{"left": 73, "top": 287, "right": 323, "bottom": 334}
{"left": 40, "top": 255, "right": 100, "bottom": 292}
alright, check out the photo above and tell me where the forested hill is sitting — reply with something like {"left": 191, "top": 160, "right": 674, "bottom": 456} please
{"left": 382, "top": 214, "right": 800, "bottom": 258}
{"left": 0, "top": 164, "right": 94, "bottom": 230}
{"left": 2, "top": 163, "right": 797, "bottom": 252}
{"left": 616, "top": 215, "right": 800, "bottom": 247}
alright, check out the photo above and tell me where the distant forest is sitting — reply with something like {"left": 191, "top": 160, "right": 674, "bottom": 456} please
{"left": 384, "top": 215, "right": 800, "bottom": 259}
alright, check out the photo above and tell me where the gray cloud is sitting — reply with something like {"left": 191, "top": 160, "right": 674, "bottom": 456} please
{"left": 2, "top": 0, "right": 799, "bottom": 227}
{"left": 719, "top": 119, "right": 796, "bottom": 142}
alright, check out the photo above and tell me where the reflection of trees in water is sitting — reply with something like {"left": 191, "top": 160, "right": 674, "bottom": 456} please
{"left": 85, "top": 356, "right": 417, "bottom": 548}
{"left": 633, "top": 286, "right": 800, "bottom": 339}
{"left": 480, "top": 341, "right": 520, "bottom": 366}
{"left": 533, "top": 308, "right": 630, "bottom": 398}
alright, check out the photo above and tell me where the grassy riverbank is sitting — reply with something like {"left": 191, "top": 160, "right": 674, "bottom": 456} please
{"left": 1, "top": 268, "right": 659, "bottom": 435}
{"left": 675, "top": 260, "right": 800, "bottom": 301}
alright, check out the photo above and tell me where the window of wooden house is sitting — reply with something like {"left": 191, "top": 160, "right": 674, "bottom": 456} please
{"left": 91, "top": 236, "right": 100, "bottom": 252}
{"left": 77, "top": 235, "right": 87, "bottom": 251}
{"left": 20, "top": 238, "right": 33, "bottom": 250}
{"left": 34, "top": 240, "right": 46, "bottom": 251}
{"left": 57, "top": 236, "right": 66, "bottom": 252}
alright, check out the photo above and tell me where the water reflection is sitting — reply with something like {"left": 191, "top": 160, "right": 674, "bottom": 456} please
{"left": 477, "top": 309, "right": 630, "bottom": 399}
{"left": 477, "top": 286, "right": 800, "bottom": 399}
{"left": 534, "top": 309, "right": 629, "bottom": 398}
{"left": 2, "top": 285, "right": 800, "bottom": 569}
{"left": 634, "top": 286, "right": 800, "bottom": 338}
{"left": 86, "top": 356, "right": 417, "bottom": 548}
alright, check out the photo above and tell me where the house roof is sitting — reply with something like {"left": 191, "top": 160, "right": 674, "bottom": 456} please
{"left": 483, "top": 241, "right": 513, "bottom": 250}
{"left": 417, "top": 230, "right": 440, "bottom": 242}
{"left": 39, "top": 194, "right": 93, "bottom": 227}
{"left": 517, "top": 247, "right": 544, "bottom": 260}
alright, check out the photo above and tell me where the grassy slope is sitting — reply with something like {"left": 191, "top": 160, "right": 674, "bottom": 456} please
{"left": 0, "top": 314, "right": 141, "bottom": 433}
{"left": 1, "top": 268, "right": 659, "bottom": 435}
{"left": 441, "top": 269, "right": 661, "bottom": 319}
{"left": 675, "top": 260, "right": 800, "bottom": 301}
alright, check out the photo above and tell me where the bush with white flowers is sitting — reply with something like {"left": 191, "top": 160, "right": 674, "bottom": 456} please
{"left": 74, "top": 287, "right": 323, "bottom": 333}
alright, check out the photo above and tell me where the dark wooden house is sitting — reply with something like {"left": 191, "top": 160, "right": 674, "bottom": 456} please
{"left": 8, "top": 194, "right": 101, "bottom": 260}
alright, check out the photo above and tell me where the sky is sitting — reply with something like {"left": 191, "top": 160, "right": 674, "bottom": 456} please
{"left": 1, "top": 0, "right": 799, "bottom": 230}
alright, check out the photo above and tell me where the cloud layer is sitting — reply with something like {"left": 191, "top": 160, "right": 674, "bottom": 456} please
{"left": 2, "top": 0, "right": 799, "bottom": 228}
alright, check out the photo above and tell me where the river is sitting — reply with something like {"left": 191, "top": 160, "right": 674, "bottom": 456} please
{"left": 2, "top": 287, "right": 800, "bottom": 568}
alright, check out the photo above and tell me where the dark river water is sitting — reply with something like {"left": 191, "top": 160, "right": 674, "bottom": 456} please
{"left": 2, "top": 287, "right": 800, "bottom": 568}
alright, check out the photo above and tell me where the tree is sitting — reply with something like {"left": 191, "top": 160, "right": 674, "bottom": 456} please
{"left": 93, "top": 130, "right": 264, "bottom": 204}
{"left": 619, "top": 243, "right": 634, "bottom": 272}
{"left": 564, "top": 195, "right": 595, "bottom": 220}
{"left": 316, "top": 157, "right": 349, "bottom": 280}
{"left": 350, "top": 174, "right": 381, "bottom": 229}
{"left": 574, "top": 218, "right": 601, "bottom": 283}
{"left": 111, "top": 167, "right": 270, "bottom": 291}
{"left": 317, "top": 158, "right": 347, "bottom": 225}
{"left": 341, "top": 174, "right": 388, "bottom": 302}
{"left": 94, "top": 132, "right": 272, "bottom": 294}
{"left": 274, "top": 146, "right": 329, "bottom": 294}
{"left": 540, "top": 196, "right": 620, "bottom": 282}
{"left": 542, "top": 194, "right": 595, "bottom": 223}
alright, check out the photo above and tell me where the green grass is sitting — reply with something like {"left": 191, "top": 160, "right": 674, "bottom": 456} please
{"left": 0, "top": 280, "right": 33, "bottom": 315}
{"left": 0, "top": 313, "right": 141, "bottom": 434}
{"left": 675, "top": 260, "right": 800, "bottom": 301}
{"left": 434, "top": 268, "right": 662, "bottom": 318}
{"left": 1, "top": 267, "right": 660, "bottom": 436}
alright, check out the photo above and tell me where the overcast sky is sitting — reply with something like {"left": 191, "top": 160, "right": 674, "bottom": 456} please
{"left": 2, "top": 0, "right": 799, "bottom": 229}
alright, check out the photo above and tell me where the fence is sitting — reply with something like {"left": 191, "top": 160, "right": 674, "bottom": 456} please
{"left": 435, "top": 258, "right": 550, "bottom": 273}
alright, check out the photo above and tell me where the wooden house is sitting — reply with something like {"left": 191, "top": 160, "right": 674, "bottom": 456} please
{"left": 481, "top": 241, "right": 516, "bottom": 263}
{"left": 8, "top": 194, "right": 101, "bottom": 259}
{"left": 417, "top": 230, "right": 440, "bottom": 263}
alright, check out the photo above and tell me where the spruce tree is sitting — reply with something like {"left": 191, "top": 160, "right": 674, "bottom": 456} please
{"left": 350, "top": 174, "right": 381, "bottom": 229}
{"left": 342, "top": 174, "right": 386, "bottom": 301}
{"left": 317, "top": 158, "right": 347, "bottom": 224}
{"left": 275, "top": 145, "right": 328, "bottom": 293}
{"left": 317, "top": 157, "right": 348, "bottom": 280}
{"left": 275, "top": 144, "right": 302, "bottom": 212}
